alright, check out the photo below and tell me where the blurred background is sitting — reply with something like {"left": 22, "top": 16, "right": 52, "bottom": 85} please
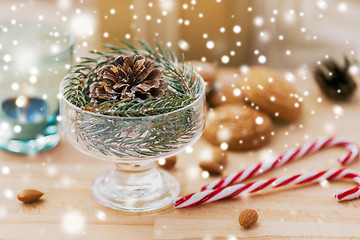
{"left": 1, "top": 0, "right": 358, "bottom": 69}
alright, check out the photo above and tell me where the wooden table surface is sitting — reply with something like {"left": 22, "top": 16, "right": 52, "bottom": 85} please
{"left": 1, "top": 68, "right": 360, "bottom": 240}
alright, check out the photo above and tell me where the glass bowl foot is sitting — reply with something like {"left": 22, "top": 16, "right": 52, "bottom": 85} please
{"left": 91, "top": 162, "right": 180, "bottom": 212}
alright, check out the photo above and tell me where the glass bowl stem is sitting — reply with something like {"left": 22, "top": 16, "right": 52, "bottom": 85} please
{"left": 91, "top": 160, "right": 180, "bottom": 211}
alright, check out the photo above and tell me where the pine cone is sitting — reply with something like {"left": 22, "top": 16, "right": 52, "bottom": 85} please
{"left": 313, "top": 56, "right": 357, "bottom": 101}
{"left": 89, "top": 55, "right": 167, "bottom": 102}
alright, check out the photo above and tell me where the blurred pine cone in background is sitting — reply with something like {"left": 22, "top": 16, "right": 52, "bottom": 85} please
{"left": 313, "top": 56, "right": 357, "bottom": 101}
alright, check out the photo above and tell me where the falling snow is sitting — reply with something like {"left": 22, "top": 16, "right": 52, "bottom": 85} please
{"left": 1, "top": 1, "right": 360, "bottom": 238}
{"left": 62, "top": 210, "right": 86, "bottom": 235}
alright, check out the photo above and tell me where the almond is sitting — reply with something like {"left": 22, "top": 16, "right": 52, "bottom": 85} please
{"left": 17, "top": 189, "right": 44, "bottom": 203}
{"left": 242, "top": 67, "right": 301, "bottom": 122}
{"left": 157, "top": 156, "right": 177, "bottom": 169}
{"left": 207, "top": 69, "right": 244, "bottom": 107}
{"left": 238, "top": 209, "right": 258, "bottom": 228}
{"left": 212, "top": 148, "right": 228, "bottom": 167}
{"left": 204, "top": 104, "right": 273, "bottom": 150}
{"left": 199, "top": 161, "right": 223, "bottom": 175}
{"left": 199, "top": 147, "right": 228, "bottom": 167}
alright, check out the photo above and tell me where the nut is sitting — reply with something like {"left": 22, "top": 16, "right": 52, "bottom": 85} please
{"left": 238, "top": 209, "right": 258, "bottom": 228}
{"left": 17, "top": 189, "right": 44, "bottom": 203}
{"left": 242, "top": 66, "right": 301, "bottom": 122}
{"left": 204, "top": 104, "right": 273, "bottom": 150}
{"left": 212, "top": 148, "right": 228, "bottom": 167}
{"left": 199, "top": 147, "right": 228, "bottom": 175}
{"left": 199, "top": 147, "right": 228, "bottom": 166}
{"left": 199, "top": 161, "right": 223, "bottom": 175}
{"left": 207, "top": 69, "right": 244, "bottom": 107}
{"left": 157, "top": 156, "right": 177, "bottom": 169}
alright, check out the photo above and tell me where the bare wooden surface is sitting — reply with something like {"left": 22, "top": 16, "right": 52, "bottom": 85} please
{"left": 1, "top": 68, "right": 360, "bottom": 239}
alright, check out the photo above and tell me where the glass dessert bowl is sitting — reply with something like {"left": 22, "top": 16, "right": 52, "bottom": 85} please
{"left": 60, "top": 73, "right": 206, "bottom": 212}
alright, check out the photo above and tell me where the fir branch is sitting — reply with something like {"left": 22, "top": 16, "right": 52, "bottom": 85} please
{"left": 70, "top": 97, "right": 203, "bottom": 158}
{"left": 95, "top": 96, "right": 196, "bottom": 117}
{"left": 63, "top": 39, "right": 203, "bottom": 116}
{"left": 82, "top": 96, "right": 195, "bottom": 117}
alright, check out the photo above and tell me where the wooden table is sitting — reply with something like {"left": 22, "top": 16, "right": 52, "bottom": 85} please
{"left": 1, "top": 68, "right": 360, "bottom": 239}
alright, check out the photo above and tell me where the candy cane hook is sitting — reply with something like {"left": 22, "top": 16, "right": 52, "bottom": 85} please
{"left": 173, "top": 168, "right": 360, "bottom": 208}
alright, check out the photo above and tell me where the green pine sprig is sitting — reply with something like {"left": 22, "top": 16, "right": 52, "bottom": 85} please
{"left": 84, "top": 96, "right": 196, "bottom": 117}
{"left": 63, "top": 39, "right": 202, "bottom": 117}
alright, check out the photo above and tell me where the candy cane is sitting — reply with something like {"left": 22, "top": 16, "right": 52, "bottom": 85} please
{"left": 201, "top": 136, "right": 359, "bottom": 191}
{"left": 173, "top": 168, "right": 360, "bottom": 208}
{"left": 173, "top": 136, "right": 360, "bottom": 208}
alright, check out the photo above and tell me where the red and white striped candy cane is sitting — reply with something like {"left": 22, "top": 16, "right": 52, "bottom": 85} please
{"left": 173, "top": 168, "right": 360, "bottom": 208}
{"left": 202, "top": 136, "right": 359, "bottom": 191}
{"left": 173, "top": 136, "right": 360, "bottom": 208}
